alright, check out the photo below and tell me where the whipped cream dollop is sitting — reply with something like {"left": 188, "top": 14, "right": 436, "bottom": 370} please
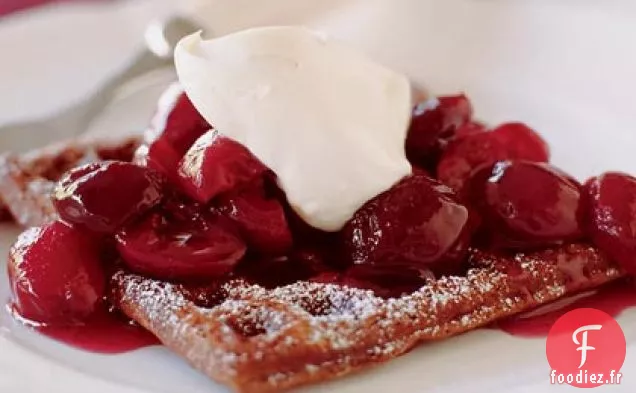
{"left": 174, "top": 26, "right": 412, "bottom": 231}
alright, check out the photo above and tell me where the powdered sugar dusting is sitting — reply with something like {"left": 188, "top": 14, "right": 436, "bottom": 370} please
{"left": 112, "top": 243, "right": 624, "bottom": 392}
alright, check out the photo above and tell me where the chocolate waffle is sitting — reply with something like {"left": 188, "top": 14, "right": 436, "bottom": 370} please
{"left": 112, "top": 244, "right": 623, "bottom": 393}
{"left": 0, "top": 137, "right": 626, "bottom": 392}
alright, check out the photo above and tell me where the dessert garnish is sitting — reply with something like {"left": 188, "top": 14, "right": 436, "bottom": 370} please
{"left": 175, "top": 27, "right": 412, "bottom": 231}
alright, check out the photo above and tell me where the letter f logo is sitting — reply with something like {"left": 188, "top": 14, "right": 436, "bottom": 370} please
{"left": 572, "top": 324, "right": 603, "bottom": 368}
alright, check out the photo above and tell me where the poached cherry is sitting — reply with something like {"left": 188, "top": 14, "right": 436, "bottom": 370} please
{"left": 178, "top": 130, "right": 268, "bottom": 203}
{"left": 147, "top": 137, "right": 184, "bottom": 185}
{"left": 53, "top": 161, "right": 165, "bottom": 234}
{"left": 468, "top": 161, "right": 584, "bottom": 249}
{"left": 116, "top": 199, "right": 246, "bottom": 281}
{"left": 216, "top": 185, "right": 292, "bottom": 256}
{"left": 490, "top": 122, "right": 550, "bottom": 163}
{"left": 455, "top": 121, "right": 487, "bottom": 138}
{"left": 340, "top": 171, "right": 472, "bottom": 276}
{"left": 145, "top": 84, "right": 210, "bottom": 154}
{"left": 405, "top": 94, "right": 473, "bottom": 169}
{"left": 145, "top": 85, "right": 211, "bottom": 183}
{"left": 584, "top": 172, "right": 636, "bottom": 275}
{"left": 437, "top": 122, "right": 549, "bottom": 191}
{"left": 7, "top": 221, "right": 106, "bottom": 324}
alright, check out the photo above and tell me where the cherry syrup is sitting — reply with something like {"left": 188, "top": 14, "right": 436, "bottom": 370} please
{"left": 493, "top": 279, "right": 636, "bottom": 337}
{"left": 9, "top": 304, "right": 159, "bottom": 354}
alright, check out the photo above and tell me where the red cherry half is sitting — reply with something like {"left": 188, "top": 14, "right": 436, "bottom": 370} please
{"left": 178, "top": 130, "right": 268, "bottom": 203}
{"left": 116, "top": 201, "right": 246, "bottom": 281}
{"left": 584, "top": 172, "right": 636, "bottom": 275}
{"left": 216, "top": 185, "right": 292, "bottom": 255}
{"left": 340, "top": 172, "right": 473, "bottom": 276}
{"left": 53, "top": 161, "right": 164, "bottom": 234}
{"left": 145, "top": 85, "right": 211, "bottom": 183}
{"left": 468, "top": 161, "right": 584, "bottom": 249}
{"left": 437, "top": 122, "right": 549, "bottom": 191}
{"left": 8, "top": 221, "right": 106, "bottom": 325}
{"left": 406, "top": 94, "right": 473, "bottom": 169}
{"left": 146, "top": 85, "right": 210, "bottom": 153}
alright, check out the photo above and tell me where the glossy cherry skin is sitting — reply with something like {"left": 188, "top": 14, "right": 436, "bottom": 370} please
{"left": 405, "top": 94, "right": 473, "bottom": 169}
{"left": 490, "top": 122, "right": 550, "bottom": 162}
{"left": 178, "top": 130, "right": 268, "bottom": 203}
{"left": 584, "top": 172, "right": 636, "bottom": 275}
{"left": 116, "top": 199, "right": 246, "bottom": 281}
{"left": 468, "top": 161, "right": 584, "bottom": 249}
{"left": 145, "top": 84, "right": 210, "bottom": 154}
{"left": 216, "top": 186, "right": 292, "bottom": 256}
{"left": 437, "top": 131, "right": 508, "bottom": 191}
{"left": 456, "top": 121, "right": 487, "bottom": 138}
{"left": 53, "top": 161, "right": 165, "bottom": 234}
{"left": 146, "top": 137, "right": 184, "bottom": 185}
{"left": 339, "top": 171, "right": 472, "bottom": 276}
{"left": 7, "top": 221, "right": 106, "bottom": 325}
{"left": 145, "top": 85, "right": 211, "bottom": 183}
{"left": 437, "top": 122, "right": 549, "bottom": 191}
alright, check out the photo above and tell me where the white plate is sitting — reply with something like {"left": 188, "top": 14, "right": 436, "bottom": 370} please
{"left": 1, "top": 1, "right": 636, "bottom": 392}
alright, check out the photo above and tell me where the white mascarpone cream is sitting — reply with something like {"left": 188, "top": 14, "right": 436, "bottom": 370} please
{"left": 174, "top": 26, "right": 412, "bottom": 231}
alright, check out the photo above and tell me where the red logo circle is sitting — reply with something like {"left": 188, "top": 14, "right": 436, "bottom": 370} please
{"left": 546, "top": 308, "right": 626, "bottom": 388}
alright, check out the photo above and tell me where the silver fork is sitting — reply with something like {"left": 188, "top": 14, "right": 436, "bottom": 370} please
{"left": 0, "top": 16, "right": 202, "bottom": 153}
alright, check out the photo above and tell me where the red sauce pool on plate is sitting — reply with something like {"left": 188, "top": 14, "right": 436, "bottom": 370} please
{"left": 493, "top": 279, "right": 636, "bottom": 337}
{"left": 8, "top": 304, "right": 159, "bottom": 354}
{"left": 37, "top": 310, "right": 159, "bottom": 354}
